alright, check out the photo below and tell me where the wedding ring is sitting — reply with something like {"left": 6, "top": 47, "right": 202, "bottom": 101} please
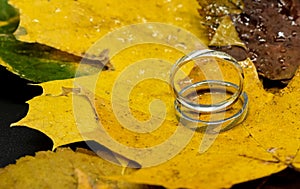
{"left": 170, "top": 49, "right": 248, "bottom": 129}
{"left": 175, "top": 82, "right": 248, "bottom": 129}
{"left": 170, "top": 49, "right": 244, "bottom": 113}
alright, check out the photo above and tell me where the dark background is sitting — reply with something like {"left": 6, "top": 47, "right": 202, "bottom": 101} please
{"left": 0, "top": 65, "right": 52, "bottom": 167}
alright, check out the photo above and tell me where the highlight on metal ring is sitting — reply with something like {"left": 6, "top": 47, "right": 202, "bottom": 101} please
{"left": 175, "top": 81, "right": 248, "bottom": 129}
{"left": 170, "top": 49, "right": 244, "bottom": 113}
{"left": 170, "top": 49, "right": 248, "bottom": 128}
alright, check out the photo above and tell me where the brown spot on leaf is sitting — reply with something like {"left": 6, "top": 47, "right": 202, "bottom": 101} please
{"left": 209, "top": 45, "right": 248, "bottom": 61}
{"left": 231, "top": 0, "right": 300, "bottom": 81}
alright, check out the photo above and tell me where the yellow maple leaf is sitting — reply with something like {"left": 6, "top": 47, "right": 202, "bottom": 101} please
{"left": 10, "top": 0, "right": 207, "bottom": 55}
{"left": 7, "top": 0, "right": 300, "bottom": 188}
{"left": 12, "top": 45, "right": 300, "bottom": 188}
{"left": 0, "top": 148, "right": 149, "bottom": 189}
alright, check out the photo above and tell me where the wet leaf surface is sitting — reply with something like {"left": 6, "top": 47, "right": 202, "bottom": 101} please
{"left": 11, "top": 54, "right": 300, "bottom": 188}
{"left": 198, "top": 0, "right": 300, "bottom": 83}
{"left": 197, "top": 0, "right": 244, "bottom": 40}
{"left": 1, "top": 0, "right": 300, "bottom": 188}
{"left": 10, "top": 0, "right": 205, "bottom": 55}
{"left": 231, "top": 0, "right": 300, "bottom": 81}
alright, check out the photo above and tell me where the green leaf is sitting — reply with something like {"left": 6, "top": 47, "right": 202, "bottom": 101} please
{"left": 0, "top": 1, "right": 108, "bottom": 82}
{"left": 0, "top": 35, "right": 109, "bottom": 82}
{"left": 0, "top": 0, "right": 19, "bottom": 34}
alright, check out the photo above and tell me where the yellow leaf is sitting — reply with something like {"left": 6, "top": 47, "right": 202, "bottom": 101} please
{"left": 108, "top": 59, "right": 300, "bottom": 188}
{"left": 209, "top": 16, "right": 246, "bottom": 48}
{"left": 8, "top": 0, "right": 300, "bottom": 188}
{"left": 75, "top": 168, "right": 94, "bottom": 189}
{"left": 12, "top": 48, "right": 300, "bottom": 188}
{"left": 10, "top": 0, "right": 208, "bottom": 55}
{"left": 0, "top": 148, "right": 147, "bottom": 189}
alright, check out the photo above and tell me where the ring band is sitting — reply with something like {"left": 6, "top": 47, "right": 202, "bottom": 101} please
{"left": 170, "top": 49, "right": 244, "bottom": 113}
{"left": 170, "top": 49, "right": 248, "bottom": 129}
{"left": 174, "top": 81, "right": 248, "bottom": 129}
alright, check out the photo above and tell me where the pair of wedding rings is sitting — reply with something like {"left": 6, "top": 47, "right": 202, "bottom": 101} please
{"left": 170, "top": 49, "right": 248, "bottom": 130}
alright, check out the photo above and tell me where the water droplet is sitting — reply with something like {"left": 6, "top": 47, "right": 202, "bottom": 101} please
{"left": 241, "top": 33, "right": 250, "bottom": 40}
{"left": 274, "top": 31, "right": 286, "bottom": 42}
{"left": 240, "top": 13, "right": 251, "bottom": 26}
{"left": 259, "top": 58, "right": 264, "bottom": 63}
{"left": 152, "top": 31, "right": 159, "bottom": 37}
{"left": 175, "top": 43, "right": 187, "bottom": 49}
{"left": 280, "top": 47, "right": 287, "bottom": 53}
{"left": 258, "top": 36, "right": 266, "bottom": 43}
{"left": 278, "top": 57, "right": 285, "bottom": 64}
{"left": 249, "top": 52, "right": 258, "bottom": 62}
{"left": 114, "top": 19, "right": 120, "bottom": 24}
{"left": 139, "top": 69, "right": 145, "bottom": 75}
{"left": 175, "top": 17, "right": 183, "bottom": 21}
{"left": 55, "top": 8, "right": 61, "bottom": 13}
{"left": 264, "top": 43, "right": 269, "bottom": 48}
{"left": 281, "top": 65, "right": 287, "bottom": 70}
{"left": 267, "top": 147, "right": 277, "bottom": 153}
{"left": 117, "top": 37, "right": 125, "bottom": 43}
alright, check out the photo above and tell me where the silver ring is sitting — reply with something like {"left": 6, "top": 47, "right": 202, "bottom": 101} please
{"left": 175, "top": 81, "right": 248, "bottom": 129}
{"left": 170, "top": 49, "right": 248, "bottom": 129}
{"left": 170, "top": 49, "right": 244, "bottom": 113}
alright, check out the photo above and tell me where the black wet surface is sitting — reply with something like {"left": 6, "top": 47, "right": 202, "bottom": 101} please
{"left": 0, "top": 65, "right": 53, "bottom": 167}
